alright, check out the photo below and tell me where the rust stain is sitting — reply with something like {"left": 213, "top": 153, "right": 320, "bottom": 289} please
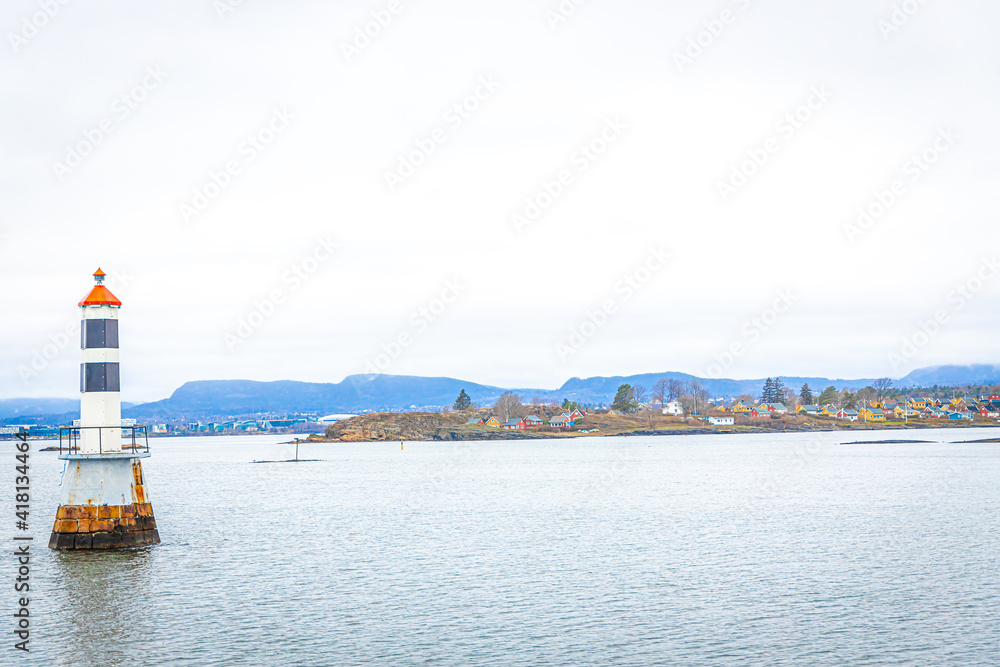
{"left": 54, "top": 519, "right": 78, "bottom": 533}
{"left": 90, "top": 519, "right": 114, "bottom": 532}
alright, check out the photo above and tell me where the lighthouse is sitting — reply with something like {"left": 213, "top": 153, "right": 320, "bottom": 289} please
{"left": 48, "top": 269, "right": 160, "bottom": 550}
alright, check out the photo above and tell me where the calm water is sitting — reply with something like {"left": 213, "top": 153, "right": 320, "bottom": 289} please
{"left": 3, "top": 428, "right": 999, "bottom": 666}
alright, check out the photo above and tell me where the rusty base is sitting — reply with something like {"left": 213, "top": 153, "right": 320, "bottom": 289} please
{"left": 48, "top": 503, "right": 160, "bottom": 550}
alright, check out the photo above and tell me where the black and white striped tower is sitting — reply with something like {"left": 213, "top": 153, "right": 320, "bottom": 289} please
{"left": 49, "top": 269, "right": 160, "bottom": 549}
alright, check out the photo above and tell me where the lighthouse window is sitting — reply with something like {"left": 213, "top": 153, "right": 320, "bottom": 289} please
{"left": 82, "top": 319, "right": 119, "bottom": 349}
{"left": 80, "top": 362, "right": 121, "bottom": 392}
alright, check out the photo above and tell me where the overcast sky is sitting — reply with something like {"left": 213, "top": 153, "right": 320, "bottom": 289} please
{"left": 2, "top": 0, "right": 999, "bottom": 402}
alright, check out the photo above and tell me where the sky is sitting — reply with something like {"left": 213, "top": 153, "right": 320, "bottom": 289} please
{"left": 2, "top": 0, "right": 999, "bottom": 402}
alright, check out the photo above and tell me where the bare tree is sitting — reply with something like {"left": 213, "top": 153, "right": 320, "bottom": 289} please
{"left": 652, "top": 379, "right": 669, "bottom": 408}
{"left": 632, "top": 384, "right": 648, "bottom": 407}
{"left": 689, "top": 380, "right": 707, "bottom": 414}
{"left": 678, "top": 394, "right": 696, "bottom": 416}
{"left": 781, "top": 387, "right": 798, "bottom": 407}
{"left": 873, "top": 377, "right": 893, "bottom": 399}
{"left": 667, "top": 379, "right": 684, "bottom": 401}
{"left": 493, "top": 392, "right": 523, "bottom": 421}
{"left": 640, "top": 403, "right": 656, "bottom": 428}
{"left": 856, "top": 387, "right": 876, "bottom": 407}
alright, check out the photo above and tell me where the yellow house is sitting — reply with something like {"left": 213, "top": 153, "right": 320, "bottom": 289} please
{"left": 484, "top": 417, "right": 501, "bottom": 428}
{"left": 821, "top": 405, "right": 838, "bottom": 416}
{"left": 732, "top": 401, "right": 754, "bottom": 413}
{"left": 859, "top": 407, "right": 886, "bottom": 422}
{"left": 950, "top": 397, "right": 964, "bottom": 408}
{"left": 908, "top": 398, "right": 927, "bottom": 410}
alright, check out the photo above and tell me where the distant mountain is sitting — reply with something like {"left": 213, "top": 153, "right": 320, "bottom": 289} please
{"left": 124, "top": 376, "right": 518, "bottom": 420}
{"left": 0, "top": 399, "right": 135, "bottom": 424}
{"left": 896, "top": 364, "right": 1000, "bottom": 388}
{"left": 7, "top": 365, "right": 998, "bottom": 422}
{"left": 0, "top": 398, "right": 79, "bottom": 420}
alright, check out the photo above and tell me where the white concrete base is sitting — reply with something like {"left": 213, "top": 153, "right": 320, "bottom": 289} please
{"left": 59, "top": 457, "right": 146, "bottom": 507}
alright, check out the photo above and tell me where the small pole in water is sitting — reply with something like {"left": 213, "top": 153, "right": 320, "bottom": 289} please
{"left": 295, "top": 440, "right": 299, "bottom": 461}
{"left": 400, "top": 439, "right": 403, "bottom": 450}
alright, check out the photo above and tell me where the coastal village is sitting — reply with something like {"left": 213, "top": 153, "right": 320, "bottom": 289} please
{"left": 456, "top": 394, "right": 1000, "bottom": 433}
{"left": 723, "top": 394, "right": 1000, "bottom": 423}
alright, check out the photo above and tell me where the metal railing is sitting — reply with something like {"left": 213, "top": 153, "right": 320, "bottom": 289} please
{"left": 58, "top": 425, "right": 149, "bottom": 456}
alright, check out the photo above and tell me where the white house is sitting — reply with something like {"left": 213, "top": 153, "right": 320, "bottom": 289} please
{"left": 662, "top": 401, "right": 683, "bottom": 416}
{"left": 708, "top": 416, "right": 735, "bottom": 426}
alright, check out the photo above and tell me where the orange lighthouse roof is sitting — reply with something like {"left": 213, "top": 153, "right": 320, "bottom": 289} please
{"left": 78, "top": 268, "right": 121, "bottom": 307}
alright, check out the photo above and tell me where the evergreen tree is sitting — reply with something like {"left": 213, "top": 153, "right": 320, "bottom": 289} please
{"left": 453, "top": 389, "right": 472, "bottom": 411}
{"left": 611, "top": 384, "right": 635, "bottom": 413}
{"left": 800, "top": 383, "right": 814, "bottom": 405}
{"left": 761, "top": 377, "right": 775, "bottom": 403}
{"left": 817, "top": 386, "right": 838, "bottom": 406}
{"left": 772, "top": 378, "right": 786, "bottom": 403}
